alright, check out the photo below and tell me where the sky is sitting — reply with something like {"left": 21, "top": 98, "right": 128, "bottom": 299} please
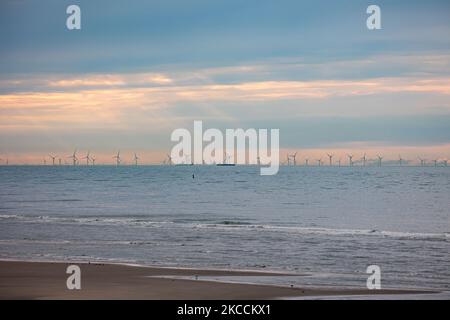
{"left": 0, "top": 0, "right": 450, "bottom": 164}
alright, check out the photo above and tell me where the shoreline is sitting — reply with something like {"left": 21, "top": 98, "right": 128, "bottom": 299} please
{"left": 0, "top": 257, "right": 301, "bottom": 276}
{"left": 0, "top": 260, "right": 436, "bottom": 300}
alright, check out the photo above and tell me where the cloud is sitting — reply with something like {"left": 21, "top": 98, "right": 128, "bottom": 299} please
{"left": 1, "top": 54, "right": 450, "bottom": 160}
{"left": 2, "top": 76, "right": 449, "bottom": 114}
{"left": 47, "top": 73, "right": 173, "bottom": 88}
{"left": 48, "top": 75, "right": 126, "bottom": 88}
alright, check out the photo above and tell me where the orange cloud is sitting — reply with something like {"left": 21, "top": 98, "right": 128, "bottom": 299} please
{"left": 48, "top": 73, "right": 173, "bottom": 88}
{"left": 1, "top": 76, "right": 449, "bottom": 130}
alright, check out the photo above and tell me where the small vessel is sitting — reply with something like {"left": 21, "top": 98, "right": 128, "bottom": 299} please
{"left": 216, "top": 153, "right": 236, "bottom": 166}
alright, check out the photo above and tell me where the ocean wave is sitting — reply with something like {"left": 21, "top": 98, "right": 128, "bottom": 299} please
{"left": 194, "top": 223, "right": 449, "bottom": 241}
{"left": 1, "top": 214, "right": 448, "bottom": 242}
{"left": 0, "top": 214, "right": 172, "bottom": 227}
{"left": 0, "top": 239, "right": 158, "bottom": 246}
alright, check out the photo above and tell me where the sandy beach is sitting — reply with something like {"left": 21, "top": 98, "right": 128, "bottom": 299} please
{"left": 0, "top": 260, "right": 433, "bottom": 300}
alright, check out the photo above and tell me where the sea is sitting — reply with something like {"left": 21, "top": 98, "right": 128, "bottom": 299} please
{"left": 0, "top": 165, "right": 449, "bottom": 292}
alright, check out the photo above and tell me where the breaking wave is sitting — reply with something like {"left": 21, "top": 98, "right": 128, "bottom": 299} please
{"left": 1, "top": 214, "right": 448, "bottom": 242}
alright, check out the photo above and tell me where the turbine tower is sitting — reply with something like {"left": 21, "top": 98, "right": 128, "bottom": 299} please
{"left": 361, "top": 153, "right": 367, "bottom": 167}
{"left": 134, "top": 153, "right": 139, "bottom": 166}
{"left": 224, "top": 153, "right": 231, "bottom": 165}
{"left": 49, "top": 154, "right": 57, "bottom": 166}
{"left": 418, "top": 157, "right": 426, "bottom": 166}
{"left": 398, "top": 155, "right": 404, "bottom": 166}
{"left": 305, "top": 158, "right": 309, "bottom": 166}
{"left": 166, "top": 154, "right": 173, "bottom": 165}
{"left": 82, "top": 151, "right": 91, "bottom": 166}
{"left": 377, "top": 155, "right": 383, "bottom": 167}
{"left": 113, "top": 151, "right": 121, "bottom": 166}
{"left": 433, "top": 159, "right": 438, "bottom": 167}
{"left": 347, "top": 154, "right": 354, "bottom": 166}
{"left": 327, "top": 153, "right": 333, "bottom": 166}
{"left": 91, "top": 156, "right": 96, "bottom": 166}
{"left": 291, "top": 152, "right": 297, "bottom": 166}
{"left": 316, "top": 158, "right": 322, "bottom": 167}
{"left": 68, "top": 149, "right": 78, "bottom": 166}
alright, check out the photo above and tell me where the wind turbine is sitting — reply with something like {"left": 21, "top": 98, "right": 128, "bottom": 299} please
{"left": 433, "top": 159, "right": 438, "bottom": 167}
{"left": 361, "top": 153, "right": 367, "bottom": 167}
{"left": 257, "top": 156, "right": 261, "bottom": 166}
{"left": 49, "top": 154, "right": 57, "bottom": 166}
{"left": 377, "top": 155, "right": 383, "bottom": 167}
{"left": 327, "top": 153, "right": 333, "bottom": 166}
{"left": 166, "top": 154, "right": 173, "bottom": 165}
{"left": 224, "top": 153, "right": 232, "bottom": 165}
{"left": 290, "top": 152, "right": 297, "bottom": 166}
{"left": 305, "top": 158, "right": 309, "bottom": 166}
{"left": 134, "top": 153, "right": 139, "bottom": 166}
{"left": 58, "top": 158, "right": 62, "bottom": 165}
{"left": 113, "top": 151, "right": 121, "bottom": 166}
{"left": 68, "top": 149, "right": 78, "bottom": 166}
{"left": 43, "top": 158, "right": 47, "bottom": 165}
{"left": 91, "top": 156, "right": 96, "bottom": 166}
{"left": 347, "top": 154, "right": 354, "bottom": 166}
{"left": 82, "top": 151, "right": 91, "bottom": 166}
{"left": 418, "top": 157, "right": 426, "bottom": 166}
{"left": 286, "top": 154, "right": 290, "bottom": 166}
{"left": 443, "top": 159, "right": 448, "bottom": 167}
{"left": 338, "top": 158, "right": 341, "bottom": 167}
{"left": 316, "top": 158, "right": 322, "bottom": 167}
{"left": 398, "top": 155, "right": 404, "bottom": 166}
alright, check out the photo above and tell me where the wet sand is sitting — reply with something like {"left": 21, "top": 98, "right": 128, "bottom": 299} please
{"left": 0, "top": 260, "right": 433, "bottom": 299}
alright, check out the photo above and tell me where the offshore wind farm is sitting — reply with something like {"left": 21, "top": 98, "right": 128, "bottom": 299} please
{"left": 2, "top": 151, "right": 448, "bottom": 167}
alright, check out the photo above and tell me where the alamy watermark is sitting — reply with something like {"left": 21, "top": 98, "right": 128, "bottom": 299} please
{"left": 170, "top": 121, "right": 280, "bottom": 175}
{"left": 66, "top": 5, "right": 81, "bottom": 30}
{"left": 366, "top": 265, "right": 381, "bottom": 289}
{"left": 66, "top": 265, "right": 81, "bottom": 290}
{"left": 65, "top": 4, "right": 381, "bottom": 31}
{"left": 366, "top": 5, "right": 381, "bottom": 30}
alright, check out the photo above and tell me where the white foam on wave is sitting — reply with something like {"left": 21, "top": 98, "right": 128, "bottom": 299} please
{"left": 194, "top": 223, "right": 449, "bottom": 242}
{"left": 1, "top": 214, "right": 448, "bottom": 242}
